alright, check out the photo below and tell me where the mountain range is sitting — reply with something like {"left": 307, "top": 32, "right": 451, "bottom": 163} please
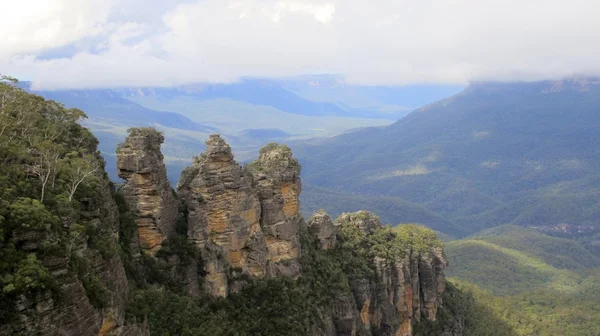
{"left": 295, "top": 78, "right": 600, "bottom": 240}
{"left": 24, "top": 76, "right": 461, "bottom": 181}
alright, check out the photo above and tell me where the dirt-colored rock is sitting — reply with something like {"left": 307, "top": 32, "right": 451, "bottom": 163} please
{"left": 307, "top": 210, "right": 339, "bottom": 250}
{"left": 117, "top": 128, "right": 179, "bottom": 255}
{"left": 248, "top": 143, "right": 303, "bottom": 277}
{"left": 178, "top": 135, "right": 267, "bottom": 296}
{"left": 331, "top": 211, "right": 448, "bottom": 336}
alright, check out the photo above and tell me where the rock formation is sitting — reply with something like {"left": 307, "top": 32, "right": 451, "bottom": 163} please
{"left": 117, "top": 128, "right": 179, "bottom": 255}
{"left": 321, "top": 211, "right": 447, "bottom": 336}
{"left": 177, "top": 135, "right": 267, "bottom": 297}
{"left": 307, "top": 210, "right": 339, "bottom": 250}
{"left": 175, "top": 136, "right": 447, "bottom": 335}
{"left": 248, "top": 143, "right": 303, "bottom": 277}
{"left": 177, "top": 137, "right": 307, "bottom": 296}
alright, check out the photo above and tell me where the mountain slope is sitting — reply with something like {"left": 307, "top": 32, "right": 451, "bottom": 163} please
{"left": 115, "top": 76, "right": 462, "bottom": 120}
{"left": 295, "top": 79, "right": 600, "bottom": 234}
{"left": 444, "top": 225, "right": 600, "bottom": 336}
{"left": 30, "top": 87, "right": 215, "bottom": 132}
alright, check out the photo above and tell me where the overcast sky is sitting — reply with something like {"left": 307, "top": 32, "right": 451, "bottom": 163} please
{"left": 1, "top": 0, "right": 599, "bottom": 89}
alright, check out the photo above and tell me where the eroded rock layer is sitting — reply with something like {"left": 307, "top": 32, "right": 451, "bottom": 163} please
{"left": 117, "top": 129, "right": 179, "bottom": 254}
{"left": 325, "top": 211, "right": 447, "bottom": 336}
{"left": 177, "top": 135, "right": 267, "bottom": 297}
{"left": 307, "top": 210, "right": 339, "bottom": 250}
{"left": 248, "top": 143, "right": 303, "bottom": 277}
{"left": 175, "top": 136, "right": 448, "bottom": 336}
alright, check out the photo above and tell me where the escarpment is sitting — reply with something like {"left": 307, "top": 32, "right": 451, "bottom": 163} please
{"left": 117, "top": 128, "right": 179, "bottom": 254}
{"left": 2, "top": 166, "right": 148, "bottom": 336}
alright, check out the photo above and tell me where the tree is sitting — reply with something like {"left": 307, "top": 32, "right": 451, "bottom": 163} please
{"left": 7, "top": 197, "right": 59, "bottom": 232}
{"left": 61, "top": 153, "right": 100, "bottom": 201}
{"left": 29, "top": 141, "right": 63, "bottom": 203}
{"left": 2, "top": 254, "right": 55, "bottom": 295}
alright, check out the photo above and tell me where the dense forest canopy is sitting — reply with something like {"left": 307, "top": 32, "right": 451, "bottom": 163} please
{"left": 0, "top": 77, "right": 116, "bottom": 323}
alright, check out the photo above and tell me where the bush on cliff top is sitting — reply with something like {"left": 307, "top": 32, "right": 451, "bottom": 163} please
{"left": 247, "top": 142, "right": 301, "bottom": 175}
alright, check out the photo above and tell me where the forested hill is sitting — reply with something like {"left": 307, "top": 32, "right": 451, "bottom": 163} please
{"left": 296, "top": 78, "right": 600, "bottom": 236}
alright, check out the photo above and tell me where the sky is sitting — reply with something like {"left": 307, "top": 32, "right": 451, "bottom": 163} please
{"left": 1, "top": 0, "right": 599, "bottom": 89}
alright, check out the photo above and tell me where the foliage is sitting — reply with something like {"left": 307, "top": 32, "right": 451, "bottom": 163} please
{"left": 444, "top": 225, "right": 600, "bottom": 335}
{"left": 414, "top": 281, "right": 516, "bottom": 336}
{"left": 297, "top": 228, "right": 350, "bottom": 305}
{"left": 246, "top": 142, "right": 301, "bottom": 175}
{"left": 0, "top": 82, "right": 113, "bottom": 321}
{"left": 6, "top": 197, "right": 60, "bottom": 233}
{"left": 446, "top": 277, "right": 600, "bottom": 336}
{"left": 2, "top": 254, "right": 57, "bottom": 296}
{"left": 470, "top": 225, "right": 600, "bottom": 271}
{"left": 446, "top": 239, "right": 565, "bottom": 295}
{"left": 294, "top": 81, "right": 600, "bottom": 235}
{"left": 122, "top": 127, "right": 164, "bottom": 151}
{"left": 128, "top": 277, "right": 313, "bottom": 336}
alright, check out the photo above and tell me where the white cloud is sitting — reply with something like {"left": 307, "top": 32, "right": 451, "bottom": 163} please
{"left": 0, "top": 0, "right": 113, "bottom": 55}
{"left": 2, "top": 0, "right": 600, "bottom": 89}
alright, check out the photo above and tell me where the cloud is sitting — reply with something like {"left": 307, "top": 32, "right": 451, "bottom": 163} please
{"left": 2, "top": 0, "right": 600, "bottom": 89}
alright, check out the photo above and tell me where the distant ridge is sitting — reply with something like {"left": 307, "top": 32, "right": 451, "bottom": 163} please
{"left": 294, "top": 78, "right": 600, "bottom": 235}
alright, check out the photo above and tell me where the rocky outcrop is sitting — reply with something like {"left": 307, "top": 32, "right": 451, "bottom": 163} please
{"left": 248, "top": 143, "right": 303, "bottom": 277}
{"left": 177, "top": 135, "right": 266, "bottom": 297}
{"left": 307, "top": 210, "right": 338, "bottom": 250}
{"left": 117, "top": 128, "right": 179, "bottom": 255}
{"left": 313, "top": 211, "right": 448, "bottom": 336}
{"left": 336, "top": 211, "right": 381, "bottom": 234}
{"left": 175, "top": 136, "right": 449, "bottom": 336}
{"left": 177, "top": 138, "right": 307, "bottom": 296}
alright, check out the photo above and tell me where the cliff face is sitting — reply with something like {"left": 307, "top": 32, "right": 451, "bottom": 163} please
{"left": 2, "top": 159, "right": 147, "bottom": 336}
{"left": 174, "top": 136, "right": 447, "bottom": 335}
{"left": 310, "top": 211, "right": 448, "bottom": 336}
{"left": 177, "top": 135, "right": 267, "bottom": 296}
{"left": 116, "top": 129, "right": 179, "bottom": 255}
{"left": 248, "top": 143, "right": 303, "bottom": 277}
{"left": 307, "top": 210, "right": 338, "bottom": 250}
{"left": 177, "top": 136, "right": 306, "bottom": 296}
